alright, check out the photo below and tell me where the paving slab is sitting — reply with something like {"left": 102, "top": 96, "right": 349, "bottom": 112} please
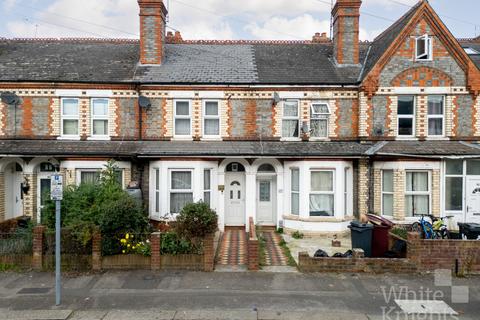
{"left": 102, "top": 310, "right": 176, "bottom": 320}
{"left": 68, "top": 310, "right": 108, "bottom": 320}
{"left": 174, "top": 310, "right": 257, "bottom": 320}
{"left": 0, "top": 310, "right": 72, "bottom": 320}
{"left": 258, "top": 310, "right": 368, "bottom": 320}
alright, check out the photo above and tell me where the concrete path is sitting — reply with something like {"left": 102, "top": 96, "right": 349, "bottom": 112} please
{"left": 0, "top": 271, "right": 478, "bottom": 319}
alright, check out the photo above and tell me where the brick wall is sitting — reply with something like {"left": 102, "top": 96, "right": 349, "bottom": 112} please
{"left": 453, "top": 95, "right": 475, "bottom": 137}
{"left": 357, "top": 158, "right": 369, "bottom": 216}
{"left": 117, "top": 98, "right": 140, "bottom": 139}
{"left": 142, "top": 98, "right": 165, "bottom": 139}
{"left": 0, "top": 173, "right": 4, "bottom": 222}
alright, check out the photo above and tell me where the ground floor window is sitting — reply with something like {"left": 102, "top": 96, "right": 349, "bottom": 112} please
{"left": 382, "top": 170, "right": 394, "bottom": 216}
{"left": 291, "top": 168, "right": 299, "bottom": 215}
{"left": 203, "top": 169, "right": 212, "bottom": 206}
{"left": 445, "top": 159, "right": 463, "bottom": 212}
{"left": 79, "top": 169, "right": 123, "bottom": 186}
{"left": 169, "top": 170, "right": 194, "bottom": 213}
{"left": 405, "top": 171, "right": 430, "bottom": 217}
{"left": 309, "top": 170, "right": 334, "bottom": 216}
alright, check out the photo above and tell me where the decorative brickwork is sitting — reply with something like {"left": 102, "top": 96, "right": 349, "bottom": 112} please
{"left": 50, "top": 98, "right": 60, "bottom": 136}
{"left": 79, "top": 98, "right": 90, "bottom": 139}
{"left": 392, "top": 170, "right": 405, "bottom": 221}
{"left": 391, "top": 67, "right": 453, "bottom": 87}
{"left": 358, "top": 92, "right": 369, "bottom": 137}
{"left": 357, "top": 159, "right": 369, "bottom": 216}
{"left": 192, "top": 98, "right": 202, "bottom": 138}
{"left": 109, "top": 98, "right": 119, "bottom": 137}
{"left": 416, "top": 95, "right": 427, "bottom": 138}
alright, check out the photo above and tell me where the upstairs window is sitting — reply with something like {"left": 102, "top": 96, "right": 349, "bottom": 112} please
{"left": 416, "top": 35, "right": 432, "bottom": 60}
{"left": 203, "top": 101, "right": 220, "bottom": 137}
{"left": 398, "top": 96, "right": 415, "bottom": 137}
{"left": 310, "top": 102, "right": 330, "bottom": 138}
{"left": 92, "top": 98, "right": 109, "bottom": 137}
{"left": 282, "top": 100, "right": 299, "bottom": 138}
{"left": 174, "top": 100, "right": 191, "bottom": 137}
{"left": 427, "top": 95, "right": 444, "bottom": 137}
{"left": 61, "top": 98, "right": 79, "bottom": 137}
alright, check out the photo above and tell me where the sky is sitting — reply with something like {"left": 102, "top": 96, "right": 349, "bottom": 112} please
{"left": 1, "top": 0, "right": 479, "bottom": 41}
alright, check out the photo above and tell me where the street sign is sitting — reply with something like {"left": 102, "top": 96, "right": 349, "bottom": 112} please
{"left": 51, "top": 175, "right": 63, "bottom": 201}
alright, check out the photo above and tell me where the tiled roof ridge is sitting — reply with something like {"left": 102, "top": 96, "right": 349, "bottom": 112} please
{"left": 458, "top": 36, "right": 480, "bottom": 43}
{"left": 174, "top": 39, "right": 329, "bottom": 45}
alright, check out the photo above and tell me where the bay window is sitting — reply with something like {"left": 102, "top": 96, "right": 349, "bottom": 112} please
{"left": 405, "top": 171, "right": 430, "bottom": 217}
{"left": 155, "top": 169, "right": 160, "bottom": 213}
{"left": 174, "top": 100, "right": 191, "bottom": 136}
{"left": 381, "top": 170, "right": 394, "bottom": 216}
{"left": 291, "top": 168, "right": 299, "bottom": 215}
{"left": 445, "top": 160, "right": 463, "bottom": 212}
{"left": 169, "top": 170, "right": 193, "bottom": 213}
{"left": 310, "top": 102, "right": 330, "bottom": 138}
{"left": 203, "top": 169, "right": 212, "bottom": 206}
{"left": 309, "top": 170, "right": 334, "bottom": 216}
{"left": 92, "top": 98, "right": 109, "bottom": 137}
{"left": 398, "top": 96, "right": 415, "bottom": 136}
{"left": 61, "top": 98, "right": 79, "bottom": 136}
{"left": 427, "top": 96, "right": 444, "bottom": 136}
{"left": 282, "top": 100, "right": 299, "bottom": 138}
{"left": 203, "top": 101, "right": 220, "bottom": 137}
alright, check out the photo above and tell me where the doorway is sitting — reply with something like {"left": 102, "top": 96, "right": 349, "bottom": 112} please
{"left": 4, "top": 162, "right": 23, "bottom": 220}
{"left": 224, "top": 162, "right": 246, "bottom": 226}
{"left": 466, "top": 176, "right": 480, "bottom": 223}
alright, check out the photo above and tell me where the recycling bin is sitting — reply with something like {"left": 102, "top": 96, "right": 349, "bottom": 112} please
{"left": 348, "top": 221, "right": 374, "bottom": 257}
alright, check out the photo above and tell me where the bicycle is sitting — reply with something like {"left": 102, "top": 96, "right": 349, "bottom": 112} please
{"left": 412, "top": 214, "right": 454, "bottom": 239}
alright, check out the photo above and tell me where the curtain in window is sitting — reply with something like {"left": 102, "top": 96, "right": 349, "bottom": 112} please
{"left": 311, "top": 119, "right": 328, "bottom": 137}
{"left": 428, "top": 118, "right": 443, "bottom": 135}
{"left": 283, "top": 103, "right": 298, "bottom": 117}
{"left": 63, "top": 120, "right": 78, "bottom": 135}
{"left": 93, "top": 120, "right": 108, "bottom": 135}
{"left": 309, "top": 194, "right": 334, "bottom": 216}
{"left": 428, "top": 96, "right": 443, "bottom": 115}
{"left": 282, "top": 120, "right": 298, "bottom": 137}
{"left": 176, "top": 102, "right": 189, "bottom": 115}
{"left": 405, "top": 195, "right": 429, "bottom": 217}
{"left": 81, "top": 171, "right": 100, "bottom": 184}
{"left": 382, "top": 194, "right": 394, "bottom": 216}
{"left": 170, "top": 193, "right": 194, "bottom": 213}
{"left": 205, "top": 102, "right": 218, "bottom": 115}
{"left": 406, "top": 172, "right": 428, "bottom": 191}
{"left": 175, "top": 119, "right": 190, "bottom": 135}
{"left": 204, "top": 119, "right": 219, "bottom": 135}
{"left": 311, "top": 171, "right": 333, "bottom": 191}
{"left": 171, "top": 171, "right": 192, "bottom": 189}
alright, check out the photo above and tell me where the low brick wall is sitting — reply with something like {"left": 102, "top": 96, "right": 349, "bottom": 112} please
{"left": 298, "top": 232, "right": 480, "bottom": 275}
{"left": 298, "top": 249, "right": 416, "bottom": 274}
{"left": 102, "top": 254, "right": 151, "bottom": 270}
{"left": 0, "top": 254, "right": 32, "bottom": 269}
{"left": 407, "top": 232, "right": 480, "bottom": 275}
{"left": 162, "top": 254, "right": 203, "bottom": 270}
{"left": 247, "top": 217, "right": 259, "bottom": 271}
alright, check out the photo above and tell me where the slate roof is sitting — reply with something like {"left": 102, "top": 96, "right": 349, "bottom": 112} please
{"left": 0, "top": 140, "right": 373, "bottom": 157}
{"left": 375, "top": 141, "right": 480, "bottom": 157}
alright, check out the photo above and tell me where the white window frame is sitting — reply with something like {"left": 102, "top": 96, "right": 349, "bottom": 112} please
{"left": 290, "top": 168, "right": 300, "bottom": 215}
{"left": 202, "top": 100, "right": 221, "bottom": 138}
{"left": 397, "top": 95, "right": 416, "bottom": 138}
{"left": 309, "top": 169, "right": 335, "bottom": 216}
{"left": 174, "top": 100, "right": 192, "bottom": 138}
{"left": 168, "top": 169, "right": 194, "bottom": 214}
{"left": 381, "top": 170, "right": 394, "bottom": 217}
{"left": 415, "top": 34, "right": 433, "bottom": 61}
{"left": 203, "top": 168, "right": 212, "bottom": 207}
{"left": 405, "top": 170, "right": 431, "bottom": 217}
{"left": 444, "top": 160, "right": 465, "bottom": 214}
{"left": 310, "top": 102, "right": 330, "bottom": 139}
{"left": 282, "top": 100, "right": 300, "bottom": 139}
{"left": 91, "top": 98, "right": 110, "bottom": 139}
{"left": 154, "top": 168, "right": 160, "bottom": 214}
{"left": 61, "top": 98, "right": 80, "bottom": 138}
{"left": 427, "top": 95, "right": 445, "bottom": 137}
{"left": 77, "top": 168, "right": 124, "bottom": 188}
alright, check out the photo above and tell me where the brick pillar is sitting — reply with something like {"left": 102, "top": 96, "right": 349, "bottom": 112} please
{"left": 32, "top": 225, "right": 45, "bottom": 271}
{"left": 92, "top": 228, "right": 102, "bottom": 271}
{"left": 150, "top": 232, "right": 161, "bottom": 271}
{"left": 203, "top": 233, "right": 215, "bottom": 272}
{"left": 407, "top": 232, "right": 420, "bottom": 262}
{"left": 247, "top": 238, "right": 259, "bottom": 271}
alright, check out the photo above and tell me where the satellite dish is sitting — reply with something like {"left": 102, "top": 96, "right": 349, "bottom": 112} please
{"left": 273, "top": 92, "right": 281, "bottom": 104}
{"left": 138, "top": 95, "right": 151, "bottom": 109}
{"left": 0, "top": 92, "right": 20, "bottom": 105}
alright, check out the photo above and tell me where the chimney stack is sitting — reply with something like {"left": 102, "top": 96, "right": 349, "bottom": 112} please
{"left": 138, "top": 0, "right": 168, "bottom": 65}
{"left": 332, "top": 0, "right": 362, "bottom": 65}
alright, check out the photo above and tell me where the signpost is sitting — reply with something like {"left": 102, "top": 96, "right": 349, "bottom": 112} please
{"left": 51, "top": 174, "right": 63, "bottom": 306}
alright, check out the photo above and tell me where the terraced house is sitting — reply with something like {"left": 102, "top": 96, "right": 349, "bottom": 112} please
{"left": 1, "top": 0, "right": 480, "bottom": 234}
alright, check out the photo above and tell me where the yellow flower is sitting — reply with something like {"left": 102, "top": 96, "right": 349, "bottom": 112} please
{"left": 122, "top": 250, "right": 125, "bottom": 254}
{"left": 126, "top": 233, "right": 129, "bottom": 239}
{"left": 131, "top": 234, "right": 134, "bottom": 239}
{"left": 132, "top": 246, "right": 136, "bottom": 250}
{"left": 120, "top": 239, "right": 126, "bottom": 244}
{"left": 127, "top": 244, "right": 131, "bottom": 248}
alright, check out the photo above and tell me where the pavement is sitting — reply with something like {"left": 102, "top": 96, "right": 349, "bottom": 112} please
{"left": 0, "top": 270, "right": 478, "bottom": 319}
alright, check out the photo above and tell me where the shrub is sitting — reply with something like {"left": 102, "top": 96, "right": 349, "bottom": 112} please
{"left": 41, "top": 161, "right": 150, "bottom": 255}
{"left": 174, "top": 202, "right": 218, "bottom": 244}
{"left": 160, "top": 232, "right": 198, "bottom": 255}
{"left": 292, "top": 231, "right": 304, "bottom": 239}
{"left": 119, "top": 233, "right": 151, "bottom": 256}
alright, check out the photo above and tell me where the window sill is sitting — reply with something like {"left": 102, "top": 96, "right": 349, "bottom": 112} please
{"left": 309, "top": 137, "right": 330, "bottom": 142}
{"left": 425, "top": 136, "right": 448, "bottom": 140}
{"left": 283, "top": 214, "right": 351, "bottom": 223}
{"left": 57, "top": 136, "right": 81, "bottom": 140}
{"left": 172, "top": 137, "right": 194, "bottom": 141}
{"left": 280, "top": 137, "right": 302, "bottom": 142}
{"left": 395, "top": 136, "right": 418, "bottom": 140}
{"left": 201, "top": 137, "right": 222, "bottom": 141}
{"left": 87, "top": 136, "right": 111, "bottom": 141}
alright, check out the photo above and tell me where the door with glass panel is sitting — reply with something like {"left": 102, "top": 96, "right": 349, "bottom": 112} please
{"left": 466, "top": 177, "right": 480, "bottom": 223}
{"left": 225, "top": 173, "right": 245, "bottom": 226}
{"left": 256, "top": 178, "right": 276, "bottom": 225}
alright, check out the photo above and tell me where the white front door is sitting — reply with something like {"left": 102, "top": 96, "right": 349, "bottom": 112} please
{"left": 225, "top": 173, "right": 245, "bottom": 226}
{"left": 5, "top": 164, "right": 23, "bottom": 220}
{"left": 256, "top": 178, "right": 276, "bottom": 225}
{"left": 466, "top": 177, "right": 480, "bottom": 223}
